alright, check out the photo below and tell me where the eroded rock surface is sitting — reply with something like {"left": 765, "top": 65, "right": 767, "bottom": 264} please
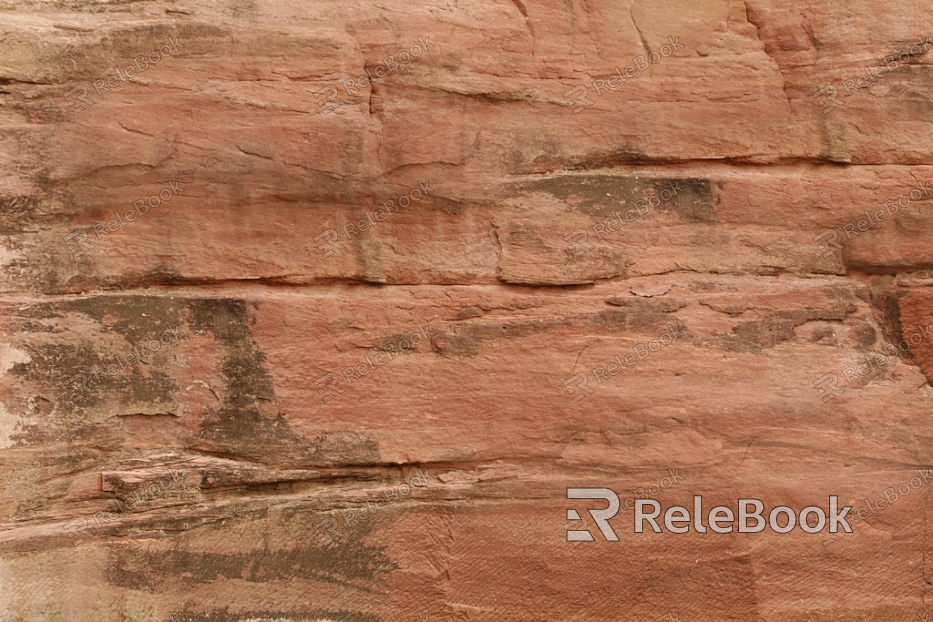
{"left": 1, "top": 0, "right": 933, "bottom": 620}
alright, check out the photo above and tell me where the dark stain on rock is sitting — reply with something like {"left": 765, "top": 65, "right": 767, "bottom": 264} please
{"left": 105, "top": 511, "right": 395, "bottom": 593}
{"left": 68, "top": 295, "right": 185, "bottom": 344}
{"left": 605, "top": 296, "right": 689, "bottom": 315}
{"left": 15, "top": 340, "right": 177, "bottom": 404}
{"left": 702, "top": 307, "right": 856, "bottom": 353}
{"left": 4, "top": 295, "right": 379, "bottom": 464}
{"left": 353, "top": 242, "right": 388, "bottom": 284}
{"left": 507, "top": 137, "right": 565, "bottom": 174}
{"left": 662, "top": 178, "right": 715, "bottom": 223}
{"left": 190, "top": 298, "right": 380, "bottom": 467}
{"left": 513, "top": 174, "right": 714, "bottom": 223}
{"left": 4, "top": 297, "right": 183, "bottom": 443}
{"left": 454, "top": 305, "right": 486, "bottom": 321}
{"left": 0, "top": 195, "right": 43, "bottom": 235}
{"left": 433, "top": 305, "right": 685, "bottom": 358}
{"left": 16, "top": 295, "right": 183, "bottom": 340}
{"left": 815, "top": 116, "right": 853, "bottom": 164}
{"left": 564, "top": 144, "right": 653, "bottom": 171}
{"left": 189, "top": 299, "right": 275, "bottom": 406}
{"left": 190, "top": 298, "right": 302, "bottom": 462}
{"left": 423, "top": 193, "right": 469, "bottom": 216}
{"left": 732, "top": 317, "right": 800, "bottom": 351}
{"left": 883, "top": 290, "right": 907, "bottom": 344}
{"left": 807, "top": 326, "right": 838, "bottom": 345}
{"left": 432, "top": 317, "right": 578, "bottom": 358}
{"left": 848, "top": 320, "right": 878, "bottom": 349}
{"left": 889, "top": 289, "right": 933, "bottom": 381}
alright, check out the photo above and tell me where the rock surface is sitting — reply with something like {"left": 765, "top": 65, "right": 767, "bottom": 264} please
{"left": 1, "top": 0, "right": 933, "bottom": 620}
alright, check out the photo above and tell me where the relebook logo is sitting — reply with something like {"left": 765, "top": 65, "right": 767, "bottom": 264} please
{"left": 566, "top": 489, "right": 853, "bottom": 540}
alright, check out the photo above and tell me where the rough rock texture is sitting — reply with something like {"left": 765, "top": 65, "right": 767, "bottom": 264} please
{"left": 1, "top": 0, "right": 933, "bottom": 620}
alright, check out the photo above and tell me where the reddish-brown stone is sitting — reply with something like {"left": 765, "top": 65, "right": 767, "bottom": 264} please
{"left": 2, "top": 0, "right": 933, "bottom": 620}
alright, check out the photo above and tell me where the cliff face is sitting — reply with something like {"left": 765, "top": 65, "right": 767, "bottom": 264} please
{"left": 1, "top": 0, "right": 933, "bottom": 620}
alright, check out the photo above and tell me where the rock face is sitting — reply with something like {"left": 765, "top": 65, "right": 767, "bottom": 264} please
{"left": 1, "top": 0, "right": 933, "bottom": 620}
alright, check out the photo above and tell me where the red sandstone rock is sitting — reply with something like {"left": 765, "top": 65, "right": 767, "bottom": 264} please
{"left": 1, "top": 0, "right": 933, "bottom": 620}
